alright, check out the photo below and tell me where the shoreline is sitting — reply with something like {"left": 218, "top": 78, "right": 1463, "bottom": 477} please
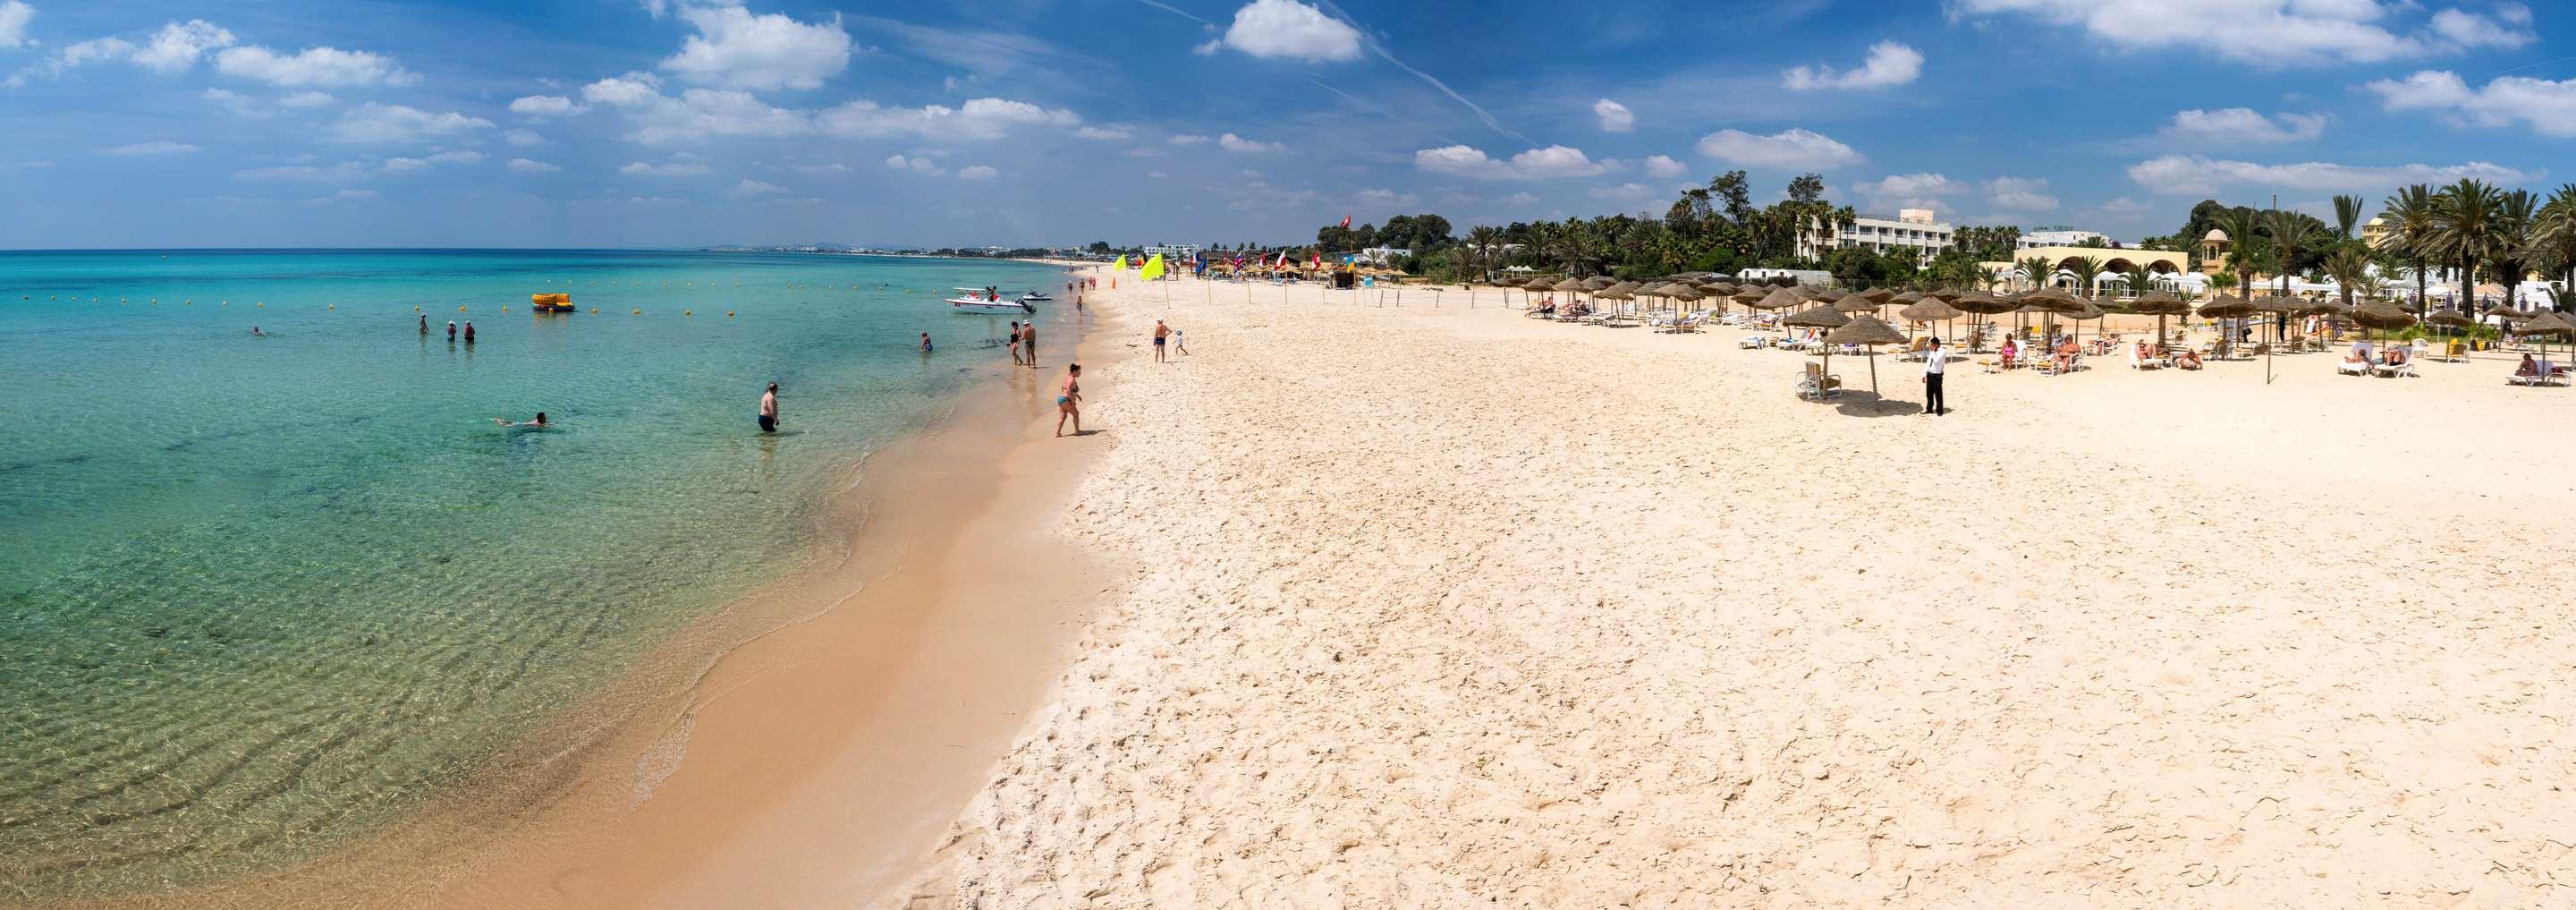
{"left": 44, "top": 267, "right": 1124, "bottom": 910}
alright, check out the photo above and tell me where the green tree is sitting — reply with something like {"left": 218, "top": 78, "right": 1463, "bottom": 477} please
{"left": 2377, "top": 184, "right": 2439, "bottom": 317}
{"left": 2491, "top": 190, "right": 2537, "bottom": 309}
{"left": 2431, "top": 179, "right": 2503, "bottom": 312}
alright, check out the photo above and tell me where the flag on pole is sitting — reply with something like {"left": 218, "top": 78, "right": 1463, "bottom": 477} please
{"left": 1140, "top": 253, "right": 1165, "bottom": 281}
{"left": 1340, "top": 215, "right": 1351, "bottom": 228}
{"left": 1112, "top": 254, "right": 1128, "bottom": 270}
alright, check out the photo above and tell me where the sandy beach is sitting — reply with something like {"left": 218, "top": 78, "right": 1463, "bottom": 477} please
{"left": 880, "top": 271, "right": 2576, "bottom": 907}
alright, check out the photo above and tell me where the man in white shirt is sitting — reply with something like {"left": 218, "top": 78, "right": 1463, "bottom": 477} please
{"left": 1922, "top": 336, "right": 1948, "bottom": 416}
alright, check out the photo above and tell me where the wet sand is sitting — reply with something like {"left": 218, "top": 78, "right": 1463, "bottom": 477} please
{"left": 59, "top": 276, "right": 1129, "bottom": 910}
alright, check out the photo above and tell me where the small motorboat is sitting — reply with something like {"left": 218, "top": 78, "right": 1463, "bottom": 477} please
{"left": 1020, "top": 290, "right": 1052, "bottom": 301}
{"left": 946, "top": 288, "right": 1033, "bottom": 315}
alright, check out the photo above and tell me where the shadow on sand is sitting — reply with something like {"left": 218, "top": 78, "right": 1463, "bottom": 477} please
{"left": 1831, "top": 390, "right": 1926, "bottom": 419}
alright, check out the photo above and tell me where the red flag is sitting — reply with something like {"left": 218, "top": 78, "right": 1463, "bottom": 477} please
{"left": 1339, "top": 215, "right": 1351, "bottom": 228}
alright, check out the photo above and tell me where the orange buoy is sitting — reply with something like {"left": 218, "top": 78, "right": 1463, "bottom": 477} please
{"left": 631, "top": 308, "right": 640, "bottom": 315}
{"left": 726, "top": 310, "right": 734, "bottom": 317}
{"left": 683, "top": 310, "right": 691, "bottom": 316}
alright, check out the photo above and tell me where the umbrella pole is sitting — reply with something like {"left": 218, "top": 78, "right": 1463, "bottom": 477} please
{"left": 1868, "top": 350, "right": 1878, "bottom": 395}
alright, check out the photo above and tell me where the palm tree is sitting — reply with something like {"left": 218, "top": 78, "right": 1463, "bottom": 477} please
{"left": 2432, "top": 180, "right": 2503, "bottom": 314}
{"left": 2123, "top": 266, "right": 2155, "bottom": 300}
{"left": 2377, "top": 184, "right": 2439, "bottom": 318}
{"left": 2333, "top": 194, "right": 2366, "bottom": 241}
{"left": 2529, "top": 183, "right": 2576, "bottom": 305}
{"left": 1974, "top": 265, "right": 2002, "bottom": 292}
{"left": 2324, "top": 243, "right": 2372, "bottom": 314}
{"left": 1463, "top": 225, "right": 1504, "bottom": 280}
{"left": 2216, "top": 207, "right": 2267, "bottom": 302}
{"left": 2064, "top": 255, "right": 2104, "bottom": 298}
{"left": 2268, "top": 209, "right": 2318, "bottom": 299}
{"left": 2018, "top": 254, "right": 2055, "bottom": 292}
{"left": 2491, "top": 189, "right": 2537, "bottom": 310}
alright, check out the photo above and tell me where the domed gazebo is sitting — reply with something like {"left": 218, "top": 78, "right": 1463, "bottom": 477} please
{"left": 2199, "top": 228, "right": 2231, "bottom": 273}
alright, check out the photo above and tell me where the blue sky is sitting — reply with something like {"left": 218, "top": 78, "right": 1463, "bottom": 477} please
{"left": 0, "top": 0, "right": 2568, "bottom": 249}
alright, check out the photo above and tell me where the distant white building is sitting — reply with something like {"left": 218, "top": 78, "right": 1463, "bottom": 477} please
{"left": 1141, "top": 243, "right": 1202, "bottom": 261}
{"left": 2017, "top": 226, "right": 2111, "bottom": 249}
{"left": 1356, "top": 246, "right": 1411, "bottom": 265}
{"left": 1799, "top": 208, "right": 1953, "bottom": 264}
{"left": 1737, "top": 268, "right": 1835, "bottom": 286}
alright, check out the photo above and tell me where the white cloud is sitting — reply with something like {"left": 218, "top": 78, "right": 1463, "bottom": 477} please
{"left": 1642, "top": 154, "right": 1688, "bottom": 179}
{"left": 1987, "top": 176, "right": 2059, "bottom": 210}
{"left": 1353, "top": 187, "right": 1418, "bottom": 207}
{"left": 2093, "top": 196, "right": 2155, "bottom": 217}
{"left": 1167, "top": 133, "right": 1210, "bottom": 145}
{"left": 1589, "top": 183, "right": 1656, "bottom": 201}
{"left": 1206, "top": 0, "right": 1362, "bottom": 63}
{"left": 1693, "top": 128, "right": 1861, "bottom": 169}
{"left": 621, "top": 159, "right": 709, "bottom": 175}
{"left": 426, "top": 149, "right": 482, "bottom": 165}
{"left": 2366, "top": 70, "right": 2576, "bottom": 138}
{"left": 580, "top": 71, "right": 665, "bottom": 106}
{"left": 381, "top": 157, "right": 431, "bottom": 172}
{"left": 622, "top": 88, "right": 812, "bottom": 144}
{"left": 0, "top": 1, "right": 31, "bottom": 50}
{"left": 1217, "top": 132, "right": 1282, "bottom": 153}
{"left": 1947, "top": 0, "right": 2534, "bottom": 67}
{"left": 1782, "top": 40, "right": 1921, "bottom": 89}
{"left": 2161, "top": 107, "right": 2327, "bottom": 144}
{"left": 734, "top": 177, "right": 785, "bottom": 194}
{"left": 1852, "top": 172, "right": 1963, "bottom": 209}
{"left": 956, "top": 165, "right": 997, "bottom": 180}
{"left": 330, "top": 102, "right": 494, "bottom": 143}
{"left": 233, "top": 161, "right": 368, "bottom": 181}
{"left": 1497, "top": 191, "right": 1538, "bottom": 206}
{"left": 885, "top": 154, "right": 945, "bottom": 176}
{"left": 301, "top": 189, "right": 377, "bottom": 204}
{"left": 1414, "top": 144, "right": 1606, "bottom": 180}
{"left": 507, "top": 157, "right": 560, "bottom": 173}
{"left": 1074, "top": 125, "right": 1133, "bottom": 140}
{"left": 789, "top": 161, "right": 848, "bottom": 174}
{"left": 503, "top": 129, "right": 547, "bottom": 146}
{"left": 134, "top": 20, "right": 237, "bottom": 72}
{"left": 510, "top": 95, "right": 585, "bottom": 116}
{"left": 216, "top": 44, "right": 415, "bottom": 87}
{"left": 2125, "top": 154, "right": 2535, "bottom": 195}
{"left": 277, "top": 90, "right": 335, "bottom": 108}
{"left": 815, "top": 97, "right": 1078, "bottom": 141}
{"left": 1593, "top": 98, "right": 1634, "bottom": 132}
{"left": 660, "top": 4, "right": 852, "bottom": 90}
{"left": 103, "top": 140, "right": 200, "bottom": 156}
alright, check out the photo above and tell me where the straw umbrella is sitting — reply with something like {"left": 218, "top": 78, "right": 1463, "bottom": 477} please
{"left": 1899, "top": 295, "right": 1963, "bottom": 344}
{"left": 2509, "top": 310, "right": 2572, "bottom": 368}
{"left": 2253, "top": 295, "right": 2305, "bottom": 345}
{"left": 1594, "top": 283, "right": 1637, "bottom": 320}
{"left": 2198, "top": 296, "right": 2256, "bottom": 357}
{"left": 2063, "top": 297, "right": 2105, "bottom": 357}
{"left": 1784, "top": 304, "right": 1852, "bottom": 395}
{"left": 1657, "top": 282, "right": 1704, "bottom": 329}
{"left": 1550, "top": 276, "right": 1588, "bottom": 314}
{"left": 1750, "top": 286, "right": 1805, "bottom": 338}
{"left": 2350, "top": 299, "right": 2418, "bottom": 350}
{"left": 1826, "top": 314, "right": 1906, "bottom": 395}
{"left": 1832, "top": 289, "right": 1881, "bottom": 315}
{"left": 2131, "top": 290, "right": 2192, "bottom": 353}
{"left": 1947, "top": 291, "right": 2019, "bottom": 351}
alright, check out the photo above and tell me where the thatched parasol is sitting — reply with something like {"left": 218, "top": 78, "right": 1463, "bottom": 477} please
{"left": 2131, "top": 290, "right": 2191, "bottom": 352}
{"left": 2513, "top": 310, "right": 2575, "bottom": 367}
{"left": 1832, "top": 289, "right": 1882, "bottom": 314}
{"left": 2198, "top": 295, "right": 2256, "bottom": 319}
{"left": 2350, "top": 299, "right": 2417, "bottom": 333}
{"left": 1826, "top": 314, "right": 1906, "bottom": 394}
{"left": 1897, "top": 295, "right": 1963, "bottom": 344}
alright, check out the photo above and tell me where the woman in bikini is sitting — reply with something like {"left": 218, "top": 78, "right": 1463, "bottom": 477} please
{"left": 1055, "top": 363, "right": 1082, "bottom": 438}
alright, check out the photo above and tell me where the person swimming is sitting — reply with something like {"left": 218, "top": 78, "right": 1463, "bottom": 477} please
{"left": 250, "top": 326, "right": 266, "bottom": 336}
{"left": 492, "top": 412, "right": 549, "bottom": 428}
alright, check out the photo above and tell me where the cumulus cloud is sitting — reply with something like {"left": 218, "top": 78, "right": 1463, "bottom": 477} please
{"left": 956, "top": 165, "right": 998, "bottom": 180}
{"left": 1593, "top": 98, "right": 1634, "bottom": 132}
{"left": 510, "top": 95, "right": 585, "bottom": 116}
{"left": 620, "top": 159, "right": 709, "bottom": 175}
{"left": 660, "top": 4, "right": 852, "bottom": 90}
{"left": 103, "top": 140, "right": 200, "bottom": 156}
{"left": 1642, "top": 154, "right": 1687, "bottom": 179}
{"left": 135, "top": 20, "right": 237, "bottom": 72}
{"left": 733, "top": 177, "right": 785, "bottom": 194}
{"left": 1075, "top": 125, "right": 1133, "bottom": 140}
{"left": 301, "top": 189, "right": 377, "bottom": 204}
{"left": 2366, "top": 70, "right": 2576, "bottom": 138}
{"left": 507, "top": 157, "right": 560, "bottom": 173}
{"left": 1782, "top": 41, "right": 1921, "bottom": 89}
{"left": 0, "top": 1, "right": 30, "bottom": 50}
{"left": 1217, "top": 132, "right": 1282, "bottom": 153}
{"left": 1987, "top": 176, "right": 2058, "bottom": 210}
{"left": 1414, "top": 144, "right": 1606, "bottom": 180}
{"left": 381, "top": 150, "right": 480, "bottom": 173}
{"left": 1693, "top": 128, "right": 1861, "bottom": 169}
{"left": 1200, "top": 0, "right": 1361, "bottom": 63}
{"left": 216, "top": 44, "right": 415, "bottom": 87}
{"left": 1589, "top": 183, "right": 1656, "bottom": 201}
{"left": 2125, "top": 154, "right": 2534, "bottom": 195}
{"left": 1852, "top": 172, "right": 1963, "bottom": 209}
{"left": 2161, "top": 107, "right": 2327, "bottom": 144}
{"left": 1167, "top": 133, "right": 1211, "bottom": 145}
{"left": 818, "top": 97, "right": 1078, "bottom": 140}
{"left": 503, "top": 128, "right": 547, "bottom": 146}
{"left": 886, "top": 153, "right": 945, "bottom": 176}
{"left": 580, "top": 71, "right": 666, "bottom": 106}
{"left": 234, "top": 161, "right": 369, "bottom": 181}
{"left": 330, "top": 102, "right": 494, "bottom": 143}
{"left": 1947, "top": 0, "right": 2535, "bottom": 67}
{"left": 277, "top": 90, "right": 335, "bottom": 108}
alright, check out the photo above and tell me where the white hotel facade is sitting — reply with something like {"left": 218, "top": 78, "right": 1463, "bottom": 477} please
{"left": 1796, "top": 208, "right": 1955, "bottom": 265}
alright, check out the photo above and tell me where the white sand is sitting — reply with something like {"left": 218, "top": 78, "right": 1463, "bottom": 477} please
{"left": 894, "top": 276, "right": 2576, "bottom": 907}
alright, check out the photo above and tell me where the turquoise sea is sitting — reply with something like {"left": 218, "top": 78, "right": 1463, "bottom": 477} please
{"left": 0, "top": 249, "right": 1068, "bottom": 897}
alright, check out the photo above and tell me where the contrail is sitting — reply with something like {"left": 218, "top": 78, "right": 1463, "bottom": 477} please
{"left": 1307, "top": 77, "right": 1466, "bottom": 148}
{"left": 1131, "top": 0, "right": 1212, "bottom": 25}
{"left": 1312, "top": 0, "right": 1534, "bottom": 147}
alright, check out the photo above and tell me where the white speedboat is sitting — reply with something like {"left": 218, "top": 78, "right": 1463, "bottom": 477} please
{"left": 946, "top": 288, "right": 1034, "bottom": 315}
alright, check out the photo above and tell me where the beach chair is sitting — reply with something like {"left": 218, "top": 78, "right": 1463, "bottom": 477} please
{"left": 2372, "top": 355, "right": 2416, "bottom": 378}
{"left": 2128, "top": 345, "right": 2162, "bottom": 370}
{"left": 2443, "top": 340, "right": 2468, "bottom": 363}
{"left": 1895, "top": 336, "right": 1933, "bottom": 361}
{"left": 1739, "top": 335, "right": 1768, "bottom": 350}
{"left": 2338, "top": 357, "right": 2371, "bottom": 376}
{"left": 1797, "top": 361, "right": 1841, "bottom": 400}
{"left": 2511, "top": 361, "right": 2543, "bottom": 386}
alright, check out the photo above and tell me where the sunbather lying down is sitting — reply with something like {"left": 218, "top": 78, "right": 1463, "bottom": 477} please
{"left": 2174, "top": 348, "right": 2202, "bottom": 369}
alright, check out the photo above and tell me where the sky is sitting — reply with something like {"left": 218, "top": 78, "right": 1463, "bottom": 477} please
{"left": 0, "top": 0, "right": 2570, "bottom": 250}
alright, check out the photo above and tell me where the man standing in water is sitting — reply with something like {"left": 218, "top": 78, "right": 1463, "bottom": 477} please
{"left": 446, "top": 320, "right": 457, "bottom": 341}
{"left": 1021, "top": 319, "right": 1036, "bottom": 368}
{"left": 419, "top": 314, "right": 428, "bottom": 335}
{"left": 462, "top": 321, "right": 476, "bottom": 344}
{"left": 758, "top": 382, "right": 780, "bottom": 433}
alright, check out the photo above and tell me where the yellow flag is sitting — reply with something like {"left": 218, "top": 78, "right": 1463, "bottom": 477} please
{"left": 1139, "top": 253, "right": 1165, "bottom": 281}
{"left": 1111, "top": 255, "right": 1128, "bottom": 270}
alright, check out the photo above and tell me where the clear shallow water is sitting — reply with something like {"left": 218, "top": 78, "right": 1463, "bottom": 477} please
{"left": 0, "top": 250, "right": 1064, "bottom": 897}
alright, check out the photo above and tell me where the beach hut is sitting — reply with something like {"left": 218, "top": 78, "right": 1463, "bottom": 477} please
{"left": 1826, "top": 314, "right": 1907, "bottom": 395}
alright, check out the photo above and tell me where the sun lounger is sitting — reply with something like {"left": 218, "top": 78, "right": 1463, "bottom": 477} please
{"left": 2129, "top": 346, "right": 2162, "bottom": 370}
{"left": 2338, "top": 358, "right": 2370, "bottom": 376}
{"left": 1895, "top": 336, "right": 1933, "bottom": 361}
{"left": 1740, "top": 335, "right": 1768, "bottom": 349}
{"left": 2372, "top": 357, "right": 2416, "bottom": 378}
